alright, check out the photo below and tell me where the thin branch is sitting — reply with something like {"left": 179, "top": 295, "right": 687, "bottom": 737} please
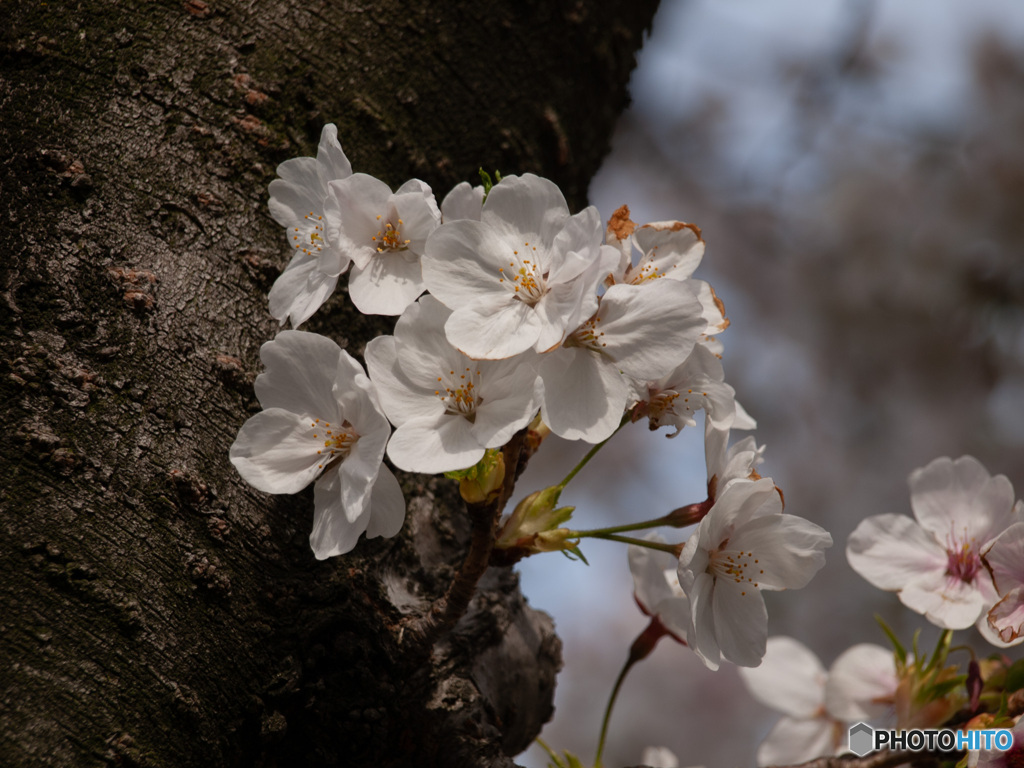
{"left": 399, "top": 431, "right": 527, "bottom": 646}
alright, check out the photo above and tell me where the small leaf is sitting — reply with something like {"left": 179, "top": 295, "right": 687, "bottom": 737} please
{"left": 875, "top": 615, "right": 907, "bottom": 666}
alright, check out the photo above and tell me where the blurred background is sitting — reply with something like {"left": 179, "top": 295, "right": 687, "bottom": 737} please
{"left": 514, "top": 1, "right": 1024, "bottom": 766}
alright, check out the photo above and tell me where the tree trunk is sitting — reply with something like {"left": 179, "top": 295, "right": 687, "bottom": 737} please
{"left": 0, "top": 2, "right": 658, "bottom": 765}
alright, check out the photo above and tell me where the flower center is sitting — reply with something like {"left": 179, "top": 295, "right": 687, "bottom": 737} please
{"left": 708, "top": 542, "right": 763, "bottom": 595}
{"left": 945, "top": 529, "right": 981, "bottom": 583}
{"left": 292, "top": 211, "right": 325, "bottom": 256}
{"left": 434, "top": 366, "right": 482, "bottom": 420}
{"left": 310, "top": 418, "right": 359, "bottom": 470}
{"left": 626, "top": 253, "right": 666, "bottom": 284}
{"left": 565, "top": 315, "right": 608, "bottom": 352}
{"left": 372, "top": 214, "right": 411, "bottom": 253}
{"left": 498, "top": 242, "right": 547, "bottom": 305}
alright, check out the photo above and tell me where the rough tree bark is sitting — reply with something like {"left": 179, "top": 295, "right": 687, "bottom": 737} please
{"left": 0, "top": 1, "right": 660, "bottom": 766}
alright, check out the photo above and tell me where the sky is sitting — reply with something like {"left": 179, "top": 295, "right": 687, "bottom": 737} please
{"left": 516, "top": 2, "right": 1024, "bottom": 766}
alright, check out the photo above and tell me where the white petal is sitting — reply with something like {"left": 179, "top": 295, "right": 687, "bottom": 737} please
{"left": 481, "top": 173, "right": 569, "bottom": 250}
{"left": 730, "top": 513, "right": 832, "bottom": 591}
{"left": 846, "top": 514, "right": 947, "bottom": 591}
{"left": 825, "top": 644, "right": 897, "bottom": 721}
{"left": 629, "top": 535, "right": 683, "bottom": 614}
{"left": 688, "top": 571, "right": 722, "bottom": 671}
{"left": 310, "top": 468, "right": 370, "bottom": 559}
{"left": 327, "top": 174, "right": 393, "bottom": 266}
{"left": 267, "top": 252, "right": 339, "bottom": 327}
{"left": 364, "top": 336, "right": 444, "bottom": 426}
{"left": 633, "top": 221, "right": 705, "bottom": 282}
{"left": 445, "top": 297, "right": 543, "bottom": 360}
{"left": 391, "top": 184, "right": 441, "bottom": 254}
{"left": 348, "top": 253, "right": 425, "bottom": 316}
{"left": 269, "top": 157, "right": 322, "bottom": 228}
{"left": 386, "top": 415, "right": 484, "bottom": 474}
{"left": 712, "top": 578, "right": 768, "bottom": 667}
{"left": 538, "top": 346, "right": 627, "bottom": 442}
{"left": 703, "top": 478, "right": 781, "bottom": 547}
{"left": 364, "top": 467, "right": 406, "bottom": 540}
{"left": 421, "top": 219, "right": 516, "bottom": 308}
{"left": 639, "top": 746, "right": 679, "bottom": 768}
{"left": 738, "top": 636, "right": 826, "bottom": 718}
{"left": 983, "top": 522, "right": 1024, "bottom": 595}
{"left": 469, "top": 369, "right": 539, "bottom": 448}
{"left": 254, "top": 331, "right": 344, "bottom": 418}
{"left": 756, "top": 717, "right": 838, "bottom": 768}
{"left": 909, "top": 455, "right": 1016, "bottom": 543}
{"left": 898, "top": 568, "right": 987, "bottom": 628}
{"left": 984, "top": 588, "right": 1024, "bottom": 646}
{"left": 230, "top": 408, "right": 324, "bottom": 494}
{"left": 597, "top": 281, "right": 706, "bottom": 380}
{"left": 314, "top": 123, "right": 353, "bottom": 183}
{"left": 440, "top": 181, "right": 484, "bottom": 222}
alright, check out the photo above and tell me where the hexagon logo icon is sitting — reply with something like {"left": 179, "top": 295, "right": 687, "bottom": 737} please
{"left": 849, "top": 722, "right": 874, "bottom": 757}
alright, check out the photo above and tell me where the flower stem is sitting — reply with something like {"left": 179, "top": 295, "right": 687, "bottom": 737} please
{"left": 575, "top": 531, "right": 682, "bottom": 555}
{"left": 556, "top": 414, "right": 630, "bottom": 491}
{"left": 572, "top": 517, "right": 676, "bottom": 537}
{"left": 594, "top": 654, "right": 636, "bottom": 768}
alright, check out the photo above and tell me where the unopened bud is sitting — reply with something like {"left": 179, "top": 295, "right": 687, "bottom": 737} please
{"left": 445, "top": 449, "right": 506, "bottom": 504}
{"left": 495, "top": 485, "right": 574, "bottom": 551}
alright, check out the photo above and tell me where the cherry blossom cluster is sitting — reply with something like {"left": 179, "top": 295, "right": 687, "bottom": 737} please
{"left": 729, "top": 455, "right": 1024, "bottom": 766}
{"left": 230, "top": 124, "right": 771, "bottom": 558}
{"left": 227, "top": 124, "right": 1024, "bottom": 768}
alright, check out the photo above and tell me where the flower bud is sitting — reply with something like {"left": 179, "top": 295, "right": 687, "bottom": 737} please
{"left": 495, "top": 485, "right": 575, "bottom": 551}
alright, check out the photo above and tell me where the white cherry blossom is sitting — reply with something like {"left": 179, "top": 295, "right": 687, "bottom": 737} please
{"left": 364, "top": 295, "right": 540, "bottom": 474}
{"left": 739, "top": 637, "right": 897, "bottom": 767}
{"left": 421, "top": 173, "right": 618, "bottom": 359}
{"left": 704, "top": 422, "right": 765, "bottom": 502}
{"left": 229, "top": 331, "right": 404, "bottom": 558}
{"left": 847, "top": 455, "right": 1022, "bottom": 632}
{"left": 267, "top": 124, "right": 353, "bottom": 327}
{"left": 677, "top": 478, "right": 832, "bottom": 670}
{"left": 634, "top": 344, "right": 739, "bottom": 438}
{"left": 325, "top": 174, "right": 440, "bottom": 315}
{"left": 537, "top": 279, "right": 706, "bottom": 442}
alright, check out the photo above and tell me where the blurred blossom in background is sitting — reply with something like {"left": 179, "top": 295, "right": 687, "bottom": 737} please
{"left": 516, "top": 1, "right": 1024, "bottom": 766}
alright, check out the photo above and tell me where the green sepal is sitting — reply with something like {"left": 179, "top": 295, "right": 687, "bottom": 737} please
{"left": 561, "top": 545, "right": 589, "bottom": 566}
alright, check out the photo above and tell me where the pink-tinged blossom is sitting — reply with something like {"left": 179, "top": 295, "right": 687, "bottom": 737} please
{"left": 421, "top": 173, "right": 619, "bottom": 360}
{"left": 364, "top": 295, "right": 540, "bottom": 474}
{"left": 267, "top": 124, "right": 354, "bottom": 327}
{"left": 677, "top": 478, "right": 832, "bottom": 670}
{"left": 740, "top": 638, "right": 897, "bottom": 767}
{"left": 229, "top": 331, "right": 404, "bottom": 558}
{"left": 847, "top": 456, "right": 1022, "bottom": 632}
{"left": 325, "top": 174, "right": 440, "bottom": 316}
{"left": 983, "top": 518, "right": 1024, "bottom": 647}
{"left": 537, "top": 279, "right": 706, "bottom": 442}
